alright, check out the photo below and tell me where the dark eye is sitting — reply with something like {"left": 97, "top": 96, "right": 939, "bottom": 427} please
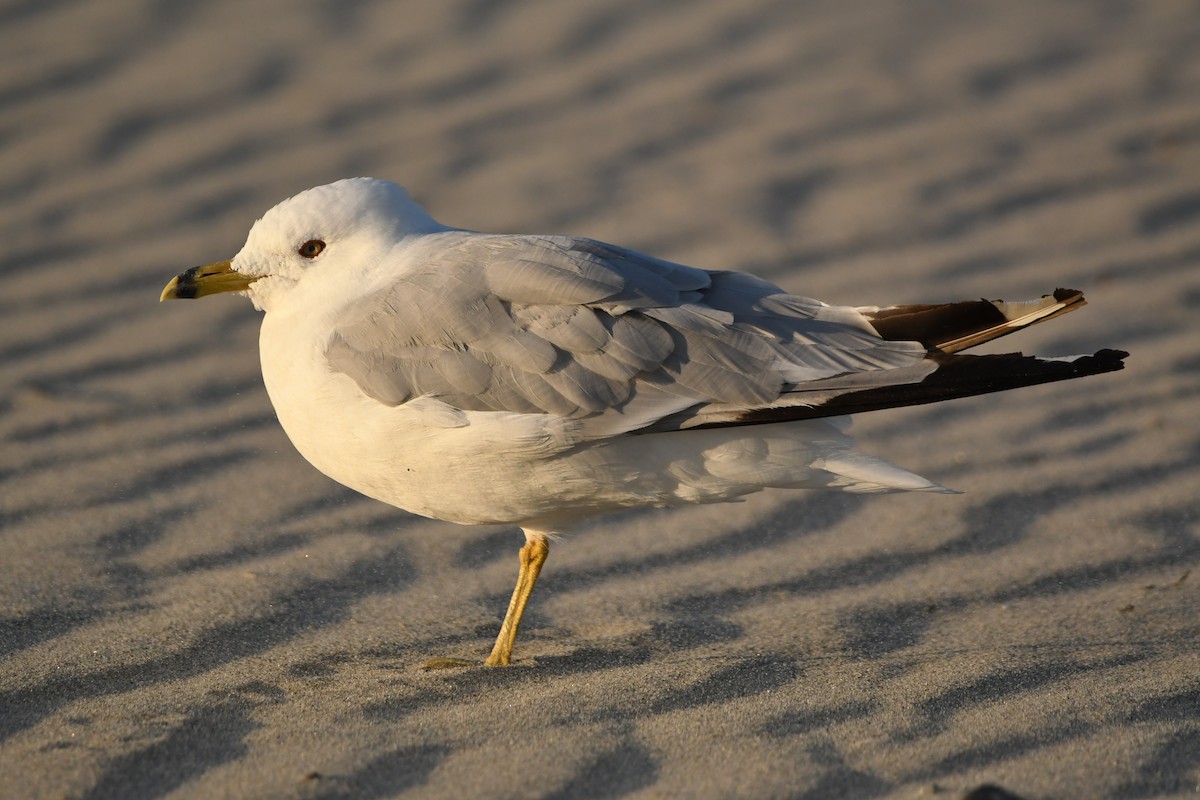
{"left": 298, "top": 239, "right": 326, "bottom": 259}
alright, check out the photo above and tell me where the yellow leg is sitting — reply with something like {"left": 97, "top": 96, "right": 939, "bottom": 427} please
{"left": 422, "top": 533, "right": 550, "bottom": 669}
{"left": 484, "top": 535, "right": 549, "bottom": 666}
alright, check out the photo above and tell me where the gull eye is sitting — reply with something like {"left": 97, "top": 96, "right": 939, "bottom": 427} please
{"left": 298, "top": 239, "right": 326, "bottom": 259}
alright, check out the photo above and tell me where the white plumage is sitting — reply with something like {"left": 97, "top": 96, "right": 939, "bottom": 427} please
{"left": 161, "top": 177, "right": 1126, "bottom": 666}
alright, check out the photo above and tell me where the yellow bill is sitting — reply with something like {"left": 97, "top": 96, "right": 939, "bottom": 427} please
{"left": 160, "top": 259, "right": 257, "bottom": 301}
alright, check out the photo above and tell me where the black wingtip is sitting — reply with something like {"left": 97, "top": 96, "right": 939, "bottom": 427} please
{"left": 1077, "top": 348, "right": 1129, "bottom": 374}
{"left": 1052, "top": 287, "right": 1084, "bottom": 302}
{"left": 671, "top": 347, "right": 1130, "bottom": 432}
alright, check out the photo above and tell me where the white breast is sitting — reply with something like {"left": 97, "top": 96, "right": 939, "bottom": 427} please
{"left": 255, "top": 304, "right": 946, "bottom": 533}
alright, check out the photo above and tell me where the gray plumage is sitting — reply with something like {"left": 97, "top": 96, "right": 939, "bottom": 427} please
{"left": 325, "top": 233, "right": 927, "bottom": 427}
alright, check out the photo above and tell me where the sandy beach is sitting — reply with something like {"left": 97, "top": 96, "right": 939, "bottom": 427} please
{"left": 2, "top": 1, "right": 1198, "bottom": 797}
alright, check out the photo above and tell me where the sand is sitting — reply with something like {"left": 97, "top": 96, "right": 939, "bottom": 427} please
{"left": 2, "top": 1, "right": 1198, "bottom": 797}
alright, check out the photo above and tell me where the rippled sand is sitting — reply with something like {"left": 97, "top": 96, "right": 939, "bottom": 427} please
{"left": 2, "top": 1, "right": 1197, "bottom": 797}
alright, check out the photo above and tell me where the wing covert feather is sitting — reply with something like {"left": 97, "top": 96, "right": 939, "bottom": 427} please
{"left": 324, "top": 232, "right": 926, "bottom": 425}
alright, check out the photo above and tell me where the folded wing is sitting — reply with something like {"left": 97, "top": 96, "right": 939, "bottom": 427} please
{"left": 326, "top": 234, "right": 926, "bottom": 422}
{"left": 325, "top": 233, "right": 1126, "bottom": 435}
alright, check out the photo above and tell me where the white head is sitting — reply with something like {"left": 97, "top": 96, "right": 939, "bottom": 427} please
{"left": 161, "top": 178, "right": 448, "bottom": 312}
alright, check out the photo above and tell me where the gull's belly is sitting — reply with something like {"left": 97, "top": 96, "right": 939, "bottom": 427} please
{"left": 257, "top": 333, "right": 826, "bottom": 528}
{"left": 258, "top": 316, "right": 627, "bottom": 526}
{"left": 256, "top": 314, "right": 942, "bottom": 532}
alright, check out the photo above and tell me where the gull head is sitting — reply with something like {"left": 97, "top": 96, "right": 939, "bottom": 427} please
{"left": 161, "top": 178, "right": 447, "bottom": 312}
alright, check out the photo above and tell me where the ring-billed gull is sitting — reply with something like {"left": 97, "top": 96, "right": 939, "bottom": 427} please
{"left": 160, "top": 178, "right": 1127, "bottom": 667}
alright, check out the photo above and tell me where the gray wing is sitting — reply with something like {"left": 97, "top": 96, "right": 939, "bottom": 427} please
{"left": 325, "top": 233, "right": 926, "bottom": 427}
